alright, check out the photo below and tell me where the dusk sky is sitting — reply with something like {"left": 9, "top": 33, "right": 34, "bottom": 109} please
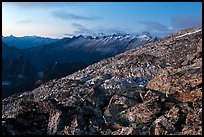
{"left": 2, "top": 2, "right": 202, "bottom": 38}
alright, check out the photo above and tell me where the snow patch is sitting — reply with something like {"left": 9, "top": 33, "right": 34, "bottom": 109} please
{"left": 137, "top": 35, "right": 150, "bottom": 41}
{"left": 175, "top": 29, "right": 202, "bottom": 39}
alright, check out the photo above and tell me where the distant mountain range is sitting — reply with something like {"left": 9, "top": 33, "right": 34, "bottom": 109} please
{"left": 2, "top": 32, "right": 158, "bottom": 98}
{"left": 2, "top": 35, "right": 59, "bottom": 49}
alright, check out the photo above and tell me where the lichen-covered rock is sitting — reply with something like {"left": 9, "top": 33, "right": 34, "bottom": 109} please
{"left": 185, "top": 108, "right": 202, "bottom": 126}
{"left": 119, "top": 96, "right": 161, "bottom": 124}
{"left": 149, "top": 115, "right": 176, "bottom": 135}
{"left": 47, "top": 109, "right": 62, "bottom": 135}
{"left": 146, "top": 69, "right": 171, "bottom": 94}
{"left": 164, "top": 106, "right": 180, "bottom": 125}
{"left": 131, "top": 124, "right": 149, "bottom": 135}
{"left": 179, "top": 125, "right": 202, "bottom": 135}
{"left": 111, "top": 127, "right": 134, "bottom": 135}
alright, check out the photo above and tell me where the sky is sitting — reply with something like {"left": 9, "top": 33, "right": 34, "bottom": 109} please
{"left": 2, "top": 2, "right": 202, "bottom": 38}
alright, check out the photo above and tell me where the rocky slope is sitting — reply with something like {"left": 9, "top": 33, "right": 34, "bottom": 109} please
{"left": 2, "top": 28, "right": 202, "bottom": 135}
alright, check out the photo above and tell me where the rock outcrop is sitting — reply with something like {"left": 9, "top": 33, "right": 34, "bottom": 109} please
{"left": 2, "top": 28, "right": 202, "bottom": 135}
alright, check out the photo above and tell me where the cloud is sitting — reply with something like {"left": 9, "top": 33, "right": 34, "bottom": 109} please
{"left": 139, "top": 21, "right": 170, "bottom": 32}
{"left": 171, "top": 16, "right": 202, "bottom": 29}
{"left": 4, "top": 2, "right": 87, "bottom": 9}
{"left": 16, "top": 20, "right": 50, "bottom": 25}
{"left": 151, "top": 31, "right": 175, "bottom": 38}
{"left": 72, "top": 23, "right": 89, "bottom": 31}
{"left": 63, "top": 33, "right": 79, "bottom": 37}
{"left": 138, "top": 16, "right": 202, "bottom": 38}
{"left": 71, "top": 23, "right": 94, "bottom": 35}
{"left": 96, "top": 26, "right": 127, "bottom": 34}
{"left": 63, "top": 23, "right": 127, "bottom": 37}
{"left": 52, "top": 11, "right": 102, "bottom": 21}
{"left": 16, "top": 19, "right": 33, "bottom": 24}
{"left": 64, "top": 33, "right": 75, "bottom": 37}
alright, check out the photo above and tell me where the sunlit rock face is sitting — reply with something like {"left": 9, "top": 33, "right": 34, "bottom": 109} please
{"left": 2, "top": 28, "right": 202, "bottom": 135}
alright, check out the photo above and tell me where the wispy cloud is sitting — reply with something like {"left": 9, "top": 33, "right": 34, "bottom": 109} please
{"left": 5, "top": 2, "right": 88, "bottom": 9}
{"left": 16, "top": 19, "right": 33, "bottom": 24}
{"left": 52, "top": 11, "right": 102, "bottom": 21}
{"left": 16, "top": 19, "right": 50, "bottom": 25}
{"left": 63, "top": 23, "right": 94, "bottom": 37}
{"left": 138, "top": 21, "right": 171, "bottom": 32}
{"left": 139, "top": 15, "right": 202, "bottom": 37}
{"left": 96, "top": 26, "right": 127, "bottom": 34}
{"left": 63, "top": 23, "right": 127, "bottom": 37}
{"left": 71, "top": 23, "right": 94, "bottom": 35}
{"left": 171, "top": 16, "right": 202, "bottom": 29}
{"left": 72, "top": 23, "right": 90, "bottom": 31}
{"left": 64, "top": 33, "right": 75, "bottom": 37}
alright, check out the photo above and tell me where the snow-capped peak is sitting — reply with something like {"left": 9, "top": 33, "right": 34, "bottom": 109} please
{"left": 137, "top": 34, "right": 151, "bottom": 41}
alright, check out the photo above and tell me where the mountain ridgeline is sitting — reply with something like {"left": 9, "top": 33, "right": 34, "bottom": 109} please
{"left": 2, "top": 32, "right": 157, "bottom": 98}
{"left": 2, "top": 28, "right": 202, "bottom": 135}
{"left": 2, "top": 35, "right": 59, "bottom": 49}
